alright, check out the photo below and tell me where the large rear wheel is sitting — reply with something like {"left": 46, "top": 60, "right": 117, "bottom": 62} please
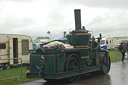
{"left": 64, "top": 54, "right": 81, "bottom": 83}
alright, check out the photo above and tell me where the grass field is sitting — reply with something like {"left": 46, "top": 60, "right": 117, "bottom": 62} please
{"left": 0, "top": 67, "right": 40, "bottom": 85}
{"left": 0, "top": 50, "right": 123, "bottom": 85}
{"left": 109, "top": 49, "right": 122, "bottom": 62}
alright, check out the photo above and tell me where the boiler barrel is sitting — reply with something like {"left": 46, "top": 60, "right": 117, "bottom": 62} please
{"left": 66, "top": 33, "right": 91, "bottom": 47}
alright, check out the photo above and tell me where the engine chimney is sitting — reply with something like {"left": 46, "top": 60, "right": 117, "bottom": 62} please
{"left": 66, "top": 9, "right": 91, "bottom": 48}
{"left": 74, "top": 9, "right": 81, "bottom": 30}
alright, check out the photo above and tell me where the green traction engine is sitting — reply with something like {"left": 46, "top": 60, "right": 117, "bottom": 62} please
{"left": 27, "top": 9, "right": 111, "bottom": 83}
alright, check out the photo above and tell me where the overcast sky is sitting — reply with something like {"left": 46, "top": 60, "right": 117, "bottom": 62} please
{"left": 0, "top": 0, "right": 128, "bottom": 39}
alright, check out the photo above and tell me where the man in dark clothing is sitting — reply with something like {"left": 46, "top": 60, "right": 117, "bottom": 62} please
{"left": 119, "top": 43, "right": 126, "bottom": 62}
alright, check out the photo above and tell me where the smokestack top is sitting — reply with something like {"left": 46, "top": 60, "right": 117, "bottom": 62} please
{"left": 74, "top": 9, "right": 81, "bottom": 30}
{"left": 71, "top": 9, "right": 88, "bottom": 33}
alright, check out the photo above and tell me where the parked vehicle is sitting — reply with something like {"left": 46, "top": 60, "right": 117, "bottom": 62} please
{"left": 100, "top": 36, "right": 128, "bottom": 50}
{"left": 27, "top": 9, "right": 111, "bottom": 83}
{"left": 33, "top": 43, "right": 42, "bottom": 50}
{"left": 100, "top": 38, "right": 107, "bottom": 50}
{"left": 0, "top": 34, "right": 33, "bottom": 70}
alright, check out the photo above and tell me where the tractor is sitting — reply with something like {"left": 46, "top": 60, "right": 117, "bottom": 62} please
{"left": 27, "top": 9, "right": 111, "bottom": 83}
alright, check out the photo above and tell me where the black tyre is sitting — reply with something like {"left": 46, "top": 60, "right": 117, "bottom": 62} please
{"left": 99, "top": 54, "right": 111, "bottom": 74}
{"left": 64, "top": 54, "right": 81, "bottom": 83}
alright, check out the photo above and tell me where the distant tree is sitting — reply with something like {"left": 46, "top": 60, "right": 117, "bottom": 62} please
{"left": 36, "top": 37, "right": 50, "bottom": 39}
{"left": 47, "top": 31, "right": 50, "bottom": 34}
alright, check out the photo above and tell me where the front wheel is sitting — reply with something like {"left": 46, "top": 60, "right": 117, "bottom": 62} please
{"left": 99, "top": 54, "right": 111, "bottom": 74}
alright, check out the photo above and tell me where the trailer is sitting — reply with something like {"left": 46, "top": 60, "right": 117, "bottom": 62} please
{"left": 27, "top": 9, "right": 111, "bottom": 83}
{"left": 106, "top": 36, "right": 123, "bottom": 49}
{"left": 0, "top": 34, "right": 33, "bottom": 70}
{"left": 100, "top": 36, "right": 128, "bottom": 50}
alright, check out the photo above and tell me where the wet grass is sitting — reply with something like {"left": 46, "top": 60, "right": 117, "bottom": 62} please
{"left": 109, "top": 49, "right": 122, "bottom": 62}
{"left": 0, "top": 50, "right": 123, "bottom": 85}
{"left": 0, "top": 67, "right": 40, "bottom": 85}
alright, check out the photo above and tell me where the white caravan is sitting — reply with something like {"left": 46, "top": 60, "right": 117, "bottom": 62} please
{"left": 100, "top": 36, "right": 128, "bottom": 50}
{"left": 0, "top": 34, "right": 33, "bottom": 69}
{"left": 106, "top": 36, "right": 123, "bottom": 49}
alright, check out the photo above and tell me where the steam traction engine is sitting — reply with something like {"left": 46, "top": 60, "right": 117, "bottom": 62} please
{"left": 27, "top": 9, "right": 111, "bottom": 82}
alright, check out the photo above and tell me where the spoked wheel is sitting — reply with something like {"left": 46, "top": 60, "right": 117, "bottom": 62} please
{"left": 64, "top": 54, "right": 81, "bottom": 83}
{"left": 68, "top": 75, "right": 81, "bottom": 83}
{"left": 99, "top": 53, "right": 111, "bottom": 74}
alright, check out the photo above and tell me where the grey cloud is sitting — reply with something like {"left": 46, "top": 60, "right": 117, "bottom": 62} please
{"left": 0, "top": 17, "right": 35, "bottom": 33}
{"left": 0, "top": 0, "right": 36, "bottom": 3}
{"left": 60, "top": 0, "right": 128, "bottom": 8}
{"left": 87, "top": 9, "right": 128, "bottom": 27}
{"left": 0, "top": 0, "right": 128, "bottom": 39}
{"left": 87, "top": 16, "right": 104, "bottom": 27}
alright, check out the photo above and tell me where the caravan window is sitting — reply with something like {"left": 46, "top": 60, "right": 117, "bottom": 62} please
{"left": 106, "top": 40, "right": 108, "bottom": 44}
{"left": 22, "top": 40, "right": 29, "bottom": 55}
{"left": 0, "top": 43, "right": 6, "bottom": 49}
{"left": 110, "top": 40, "right": 111, "bottom": 43}
{"left": 116, "top": 38, "right": 119, "bottom": 40}
{"left": 100, "top": 40, "right": 105, "bottom": 44}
